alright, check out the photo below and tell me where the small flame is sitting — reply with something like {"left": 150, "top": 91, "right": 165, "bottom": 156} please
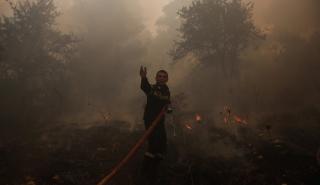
{"left": 233, "top": 115, "right": 248, "bottom": 124}
{"left": 195, "top": 114, "right": 202, "bottom": 122}
{"left": 222, "top": 105, "right": 248, "bottom": 125}
{"left": 185, "top": 124, "right": 192, "bottom": 130}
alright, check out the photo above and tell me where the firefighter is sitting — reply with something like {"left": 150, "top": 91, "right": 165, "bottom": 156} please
{"left": 140, "top": 66, "right": 172, "bottom": 160}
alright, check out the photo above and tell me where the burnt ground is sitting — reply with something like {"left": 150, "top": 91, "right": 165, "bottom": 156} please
{"left": 0, "top": 113, "right": 319, "bottom": 185}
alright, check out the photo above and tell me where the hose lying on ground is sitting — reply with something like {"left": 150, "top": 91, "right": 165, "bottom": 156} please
{"left": 97, "top": 107, "right": 166, "bottom": 185}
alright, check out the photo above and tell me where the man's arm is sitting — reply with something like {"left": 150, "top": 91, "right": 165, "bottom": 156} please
{"left": 140, "top": 66, "right": 151, "bottom": 94}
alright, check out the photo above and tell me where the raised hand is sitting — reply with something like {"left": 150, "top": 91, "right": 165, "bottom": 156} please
{"left": 140, "top": 66, "right": 147, "bottom": 78}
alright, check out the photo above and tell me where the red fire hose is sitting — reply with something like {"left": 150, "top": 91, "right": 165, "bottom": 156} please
{"left": 96, "top": 108, "right": 166, "bottom": 185}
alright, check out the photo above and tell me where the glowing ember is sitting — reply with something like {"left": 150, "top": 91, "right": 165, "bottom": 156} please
{"left": 185, "top": 124, "right": 192, "bottom": 130}
{"left": 222, "top": 105, "right": 248, "bottom": 125}
{"left": 195, "top": 114, "right": 202, "bottom": 122}
{"left": 234, "top": 115, "right": 248, "bottom": 124}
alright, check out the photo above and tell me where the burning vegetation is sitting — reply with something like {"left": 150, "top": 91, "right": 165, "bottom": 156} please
{"left": 0, "top": 0, "right": 320, "bottom": 185}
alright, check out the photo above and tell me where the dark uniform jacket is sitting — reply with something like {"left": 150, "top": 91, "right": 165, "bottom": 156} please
{"left": 140, "top": 77, "right": 171, "bottom": 122}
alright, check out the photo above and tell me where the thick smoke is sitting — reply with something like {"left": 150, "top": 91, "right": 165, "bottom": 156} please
{"left": 162, "top": 0, "right": 320, "bottom": 114}
{"left": 241, "top": 0, "right": 320, "bottom": 111}
{"left": 1, "top": 0, "right": 319, "bottom": 159}
{"left": 51, "top": 0, "right": 320, "bottom": 145}
{"left": 48, "top": 0, "right": 152, "bottom": 124}
{"left": 149, "top": 0, "right": 320, "bottom": 159}
{"left": 252, "top": 0, "right": 320, "bottom": 36}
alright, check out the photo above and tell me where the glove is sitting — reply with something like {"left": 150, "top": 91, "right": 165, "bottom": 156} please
{"left": 166, "top": 104, "right": 173, "bottom": 114}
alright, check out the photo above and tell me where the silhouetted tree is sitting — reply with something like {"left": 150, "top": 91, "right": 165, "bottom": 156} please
{"left": 171, "top": 0, "right": 262, "bottom": 76}
{"left": 0, "top": 0, "right": 76, "bottom": 80}
{"left": 0, "top": 0, "right": 77, "bottom": 124}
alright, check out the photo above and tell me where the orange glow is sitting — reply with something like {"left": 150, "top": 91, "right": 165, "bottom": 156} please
{"left": 185, "top": 124, "right": 192, "bottom": 130}
{"left": 222, "top": 105, "right": 248, "bottom": 125}
{"left": 195, "top": 114, "right": 202, "bottom": 122}
{"left": 234, "top": 115, "right": 248, "bottom": 124}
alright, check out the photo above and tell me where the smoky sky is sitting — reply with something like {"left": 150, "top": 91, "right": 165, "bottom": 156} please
{"left": 1, "top": 0, "right": 320, "bottom": 122}
{"left": 2, "top": 0, "right": 320, "bottom": 35}
{"left": 1, "top": 0, "right": 319, "bottom": 162}
{"left": 251, "top": 0, "right": 320, "bottom": 36}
